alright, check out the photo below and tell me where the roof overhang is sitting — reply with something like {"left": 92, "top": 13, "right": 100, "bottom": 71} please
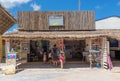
{"left": 2, "top": 30, "right": 110, "bottom": 40}
{"left": 3, "top": 30, "right": 120, "bottom": 40}
{"left": 0, "top": 4, "right": 16, "bottom": 34}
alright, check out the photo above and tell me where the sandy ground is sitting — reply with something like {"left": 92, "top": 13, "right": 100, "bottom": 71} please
{"left": 0, "top": 62, "right": 120, "bottom": 81}
{"left": 0, "top": 68, "right": 120, "bottom": 81}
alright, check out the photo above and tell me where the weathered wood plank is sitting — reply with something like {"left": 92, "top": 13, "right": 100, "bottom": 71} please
{"left": 18, "top": 11, "right": 95, "bottom": 31}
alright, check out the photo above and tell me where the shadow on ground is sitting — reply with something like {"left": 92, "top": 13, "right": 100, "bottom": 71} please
{"left": 18, "top": 62, "right": 90, "bottom": 69}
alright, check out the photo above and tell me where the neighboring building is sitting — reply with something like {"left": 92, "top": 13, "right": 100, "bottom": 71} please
{"left": 96, "top": 16, "right": 120, "bottom": 61}
{"left": 0, "top": 4, "right": 16, "bottom": 62}
{"left": 96, "top": 16, "right": 120, "bottom": 29}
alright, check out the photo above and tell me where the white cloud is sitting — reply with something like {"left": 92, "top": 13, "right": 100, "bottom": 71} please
{"left": 13, "top": 28, "right": 18, "bottom": 32}
{"left": 95, "top": 5, "right": 101, "bottom": 9}
{"left": 4, "top": 31, "right": 12, "bottom": 34}
{"left": 0, "top": 0, "right": 31, "bottom": 9}
{"left": 117, "top": 1, "right": 120, "bottom": 6}
{"left": 4, "top": 28, "right": 18, "bottom": 34}
{"left": 30, "top": 3, "right": 41, "bottom": 11}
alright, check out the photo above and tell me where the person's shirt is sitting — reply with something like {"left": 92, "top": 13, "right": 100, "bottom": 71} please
{"left": 53, "top": 47, "right": 58, "bottom": 54}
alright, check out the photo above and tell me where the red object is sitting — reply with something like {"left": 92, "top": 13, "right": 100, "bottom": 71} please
{"left": 60, "top": 56, "right": 64, "bottom": 62}
{"left": 59, "top": 40, "right": 63, "bottom": 44}
{"left": 59, "top": 40, "right": 63, "bottom": 49}
{"left": 60, "top": 45, "right": 62, "bottom": 48}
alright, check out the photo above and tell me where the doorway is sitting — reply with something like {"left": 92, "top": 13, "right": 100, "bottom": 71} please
{"left": 28, "top": 40, "right": 50, "bottom": 62}
{"left": 1, "top": 39, "right": 5, "bottom": 63}
{"left": 64, "top": 40, "right": 86, "bottom": 61}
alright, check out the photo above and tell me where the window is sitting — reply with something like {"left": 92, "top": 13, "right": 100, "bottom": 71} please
{"left": 48, "top": 15, "right": 64, "bottom": 26}
{"left": 109, "top": 39, "right": 119, "bottom": 47}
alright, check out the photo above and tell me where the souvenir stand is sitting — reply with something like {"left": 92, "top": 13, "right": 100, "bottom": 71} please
{"left": 89, "top": 50, "right": 101, "bottom": 68}
{"left": 88, "top": 38, "right": 102, "bottom": 68}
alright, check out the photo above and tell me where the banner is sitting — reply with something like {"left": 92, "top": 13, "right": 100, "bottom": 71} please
{"left": 59, "top": 40, "right": 63, "bottom": 49}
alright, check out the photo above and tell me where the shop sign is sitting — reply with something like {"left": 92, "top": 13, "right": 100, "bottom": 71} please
{"left": 7, "top": 53, "right": 16, "bottom": 59}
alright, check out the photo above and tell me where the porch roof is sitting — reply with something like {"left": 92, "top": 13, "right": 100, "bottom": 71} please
{"left": 3, "top": 30, "right": 120, "bottom": 40}
{"left": 2, "top": 30, "right": 120, "bottom": 39}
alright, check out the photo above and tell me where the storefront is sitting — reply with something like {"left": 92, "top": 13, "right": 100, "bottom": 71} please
{"left": 3, "top": 31, "right": 108, "bottom": 67}
{"left": 2, "top": 11, "right": 117, "bottom": 70}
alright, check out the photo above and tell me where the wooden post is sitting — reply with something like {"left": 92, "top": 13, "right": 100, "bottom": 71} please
{"left": 19, "top": 40, "right": 22, "bottom": 62}
{"left": 89, "top": 38, "right": 92, "bottom": 50}
{"left": 102, "top": 37, "right": 108, "bottom": 69}
{"left": 106, "top": 41, "right": 110, "bottom": 55}
{"left": 5, "top": 39, "right": 10, "bottom": 55}
{"left": 88, "top": 38, "right": 93, "bottom": 68}
{"left": 0, "top": 36, "right": 2, "bottom": 61}
{"left": 21, "top": 40, "right": 30, "bottom": 63}
{"left": 85, "top": 38, "right": 91, "bottom": 51}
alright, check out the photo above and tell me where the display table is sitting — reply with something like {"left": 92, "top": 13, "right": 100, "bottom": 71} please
{"left": 82, "top": 51, "right": 89, "bottom": 62}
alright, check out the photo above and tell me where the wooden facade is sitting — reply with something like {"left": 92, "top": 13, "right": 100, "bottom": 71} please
{"left": 2, "top": 10, "right": 113, "bottom": 70}
{"left": 18, "top": 11, "right": 95, "bottom": 31}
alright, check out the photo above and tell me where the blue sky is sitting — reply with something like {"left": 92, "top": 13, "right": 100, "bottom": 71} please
{"left": 1, "top": 0, "right": 120, "bottom": 32}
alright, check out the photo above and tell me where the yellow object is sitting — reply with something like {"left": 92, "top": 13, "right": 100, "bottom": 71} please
{"left": 0, "top": 36, "right": 2, "bottom": 61}
{"left": 5, "top": 65, "right": 16, "bottom": 75}
{"left": 52, "top": 22, "right": 58, "bottom": 26}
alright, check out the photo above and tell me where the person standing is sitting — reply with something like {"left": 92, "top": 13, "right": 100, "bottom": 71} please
{"left": 37, "top": 46, "right": 43, "bottom": 61}
{"left": 43, "top": 52, "right": 47, "bottom": 64}
{"left": 59, "top": 53, "right": 65, "bottom": 69}
{"left": 60, "top": 49, "right": 66, "bottom": 62}
{"left": 48, "top": 50, "right": 52, "bottom": 64}
{"left": 52, "top": 44, "right": 59, "bottom": 66}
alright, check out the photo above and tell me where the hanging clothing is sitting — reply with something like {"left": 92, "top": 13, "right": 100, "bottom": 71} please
{"left": 107, "top": 55, "right": 113, "bottom": 70}
{"left": 59, "top": 55, "right": 64, "bottom": 62}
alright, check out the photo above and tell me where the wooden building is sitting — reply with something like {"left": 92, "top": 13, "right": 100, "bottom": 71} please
{"left": 18, "top": 11, "right": 95, "bottom": 31}
{"left": 96, "top": 16, "right": 120, "bottom": 65}
{"left": 3, "top": 11, "right": 116, "bottom": 69}
{"left": 0, "top": 4, "right": 16, "bottom": 61}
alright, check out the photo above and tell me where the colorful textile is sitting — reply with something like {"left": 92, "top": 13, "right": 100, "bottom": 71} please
{"left": 60, "top": 56, "right": 64, "bottom": 62}
{"left": 107, "top": 55, "right": 113, "bottom": 70}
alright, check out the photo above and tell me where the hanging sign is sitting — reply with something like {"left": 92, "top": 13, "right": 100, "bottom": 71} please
{"left": 59, "top": 40, "right": 63, "bottom": 49}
